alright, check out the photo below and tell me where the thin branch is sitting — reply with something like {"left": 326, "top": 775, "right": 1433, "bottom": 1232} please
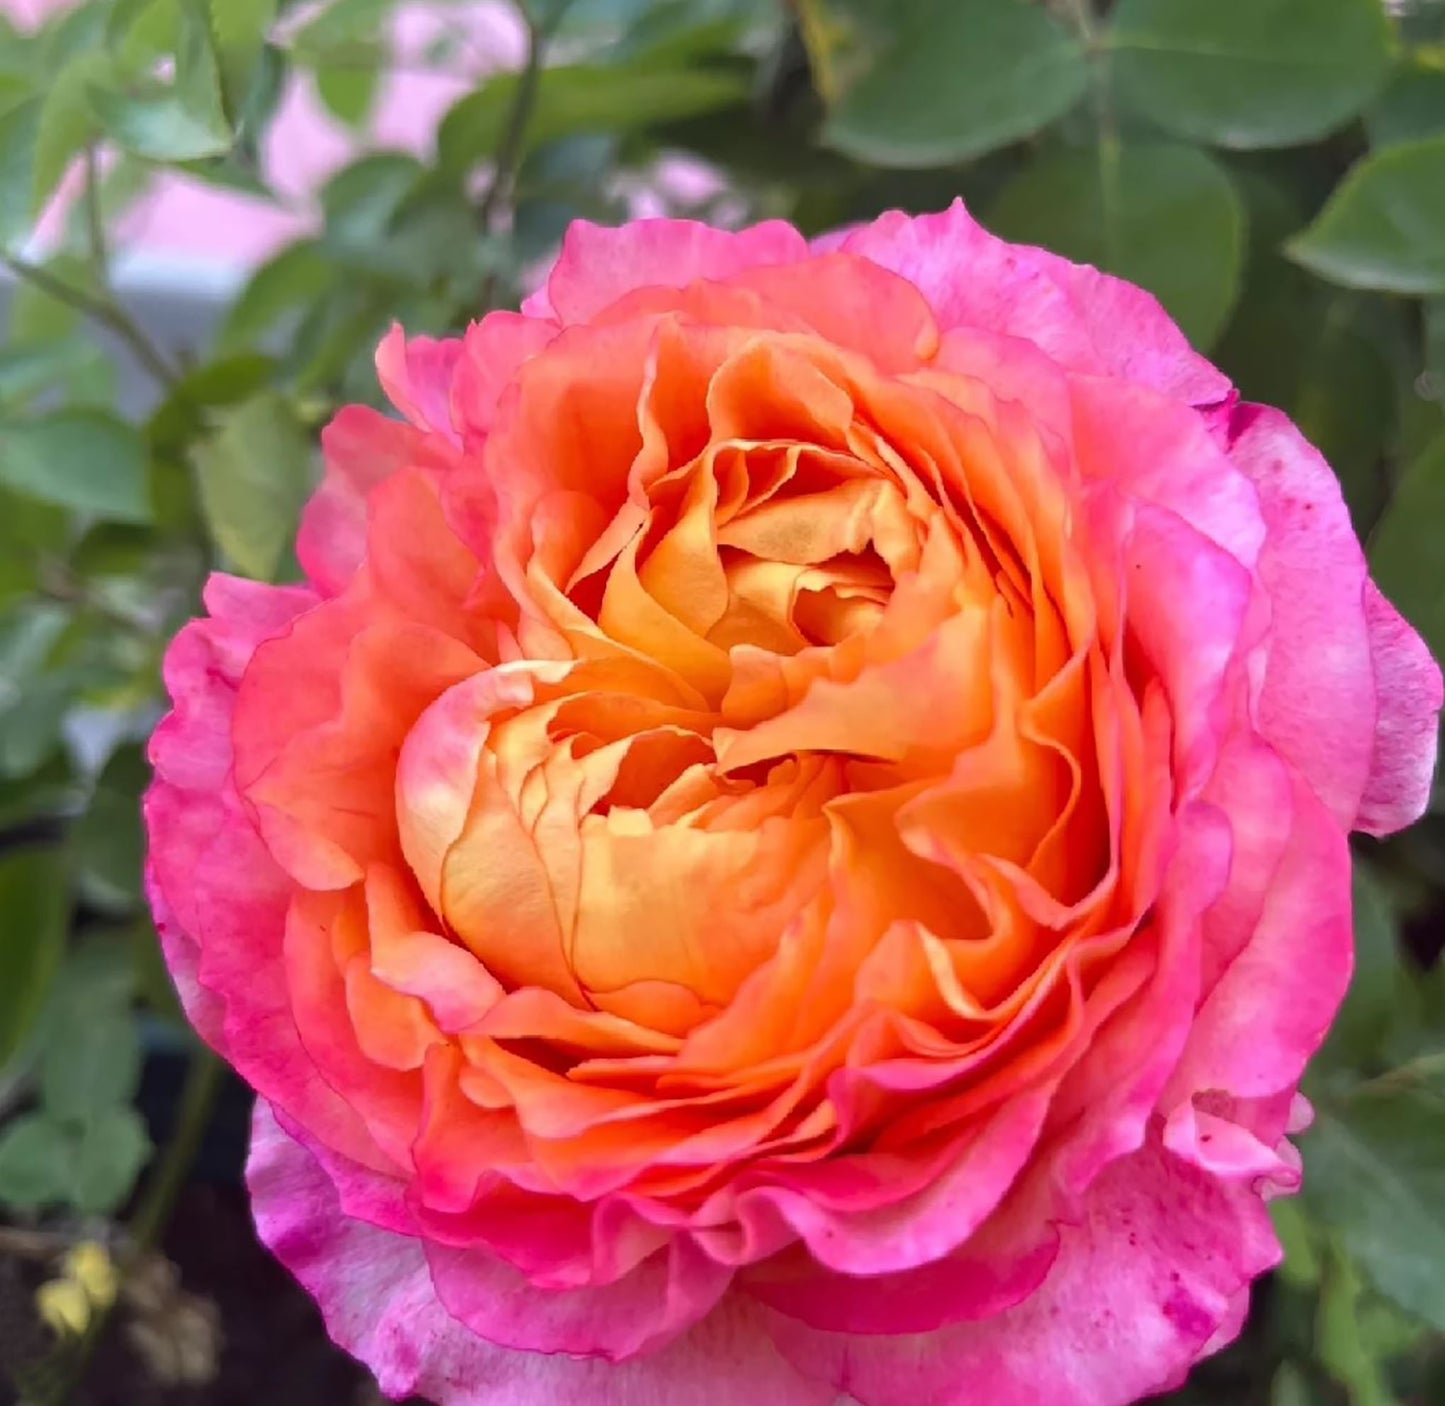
{"left": 81, "top": 147, "right": 108, "bottom": 289}
{"left": 0, "top": 253, "right": 180, "bottom": 390}
{"left": 476, "top": 7, "right": 547, "bottom": 235}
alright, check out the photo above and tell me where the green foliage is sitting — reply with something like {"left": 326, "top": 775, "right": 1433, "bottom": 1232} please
{"left": 0, "top": 2, "right": 1441, "bottom": 1403}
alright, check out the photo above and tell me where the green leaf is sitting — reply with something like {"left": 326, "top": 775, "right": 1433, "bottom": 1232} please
{"left": 1318, "top": 1244, "right": 1403, "bottom": 1406}
{"left": 192, "top": 389, "right": 314, "bottom": 580}
{"left": 0, "top": 1107, "right": 149, "bottom": 1214}
{"left": 34, "top": 52, "right": 112, "bottom": 219}
{"left": 208, "top": 0, "right": 277, "bottom": 58}
{"left": 987, "top": 141, "right": 1246, "bottom": 350}
{"left": 1292, "top": 300, "right": 1397, "bottom": 532}
{"left": 0, "top": 93, "right": 43, "bottom": 247}
{"left": 40, "top": 1005, "right": 142, "bottom": 1122}
{"left": 1272, "top": 1196, "right": 1323, "bottom": 1289}
{"left": 0, "top": 335, "right": 111, "bottom": 410}
{"left": 817, "top": 0, "right": 1088, "bottom": 169}
{"left": 1368, "top": 59, "right": 1445, "bottom": 148}
{"left": 1288, "top": 137, "right": 1445, "bottom": 295}
{"left": 72, "top": 742, "right": 148, "bottom": 913}
{"left": 0, "top": 410, "right": 152, "bottom": 523}
{"left": 438, "top": 62, "right": 749, "bottom": 176}
{"left": 0, "top": 847, "right": 68, "bottom": 1070}
{"left": 1304, "top": 1064, "right": 1445, "bottom": 1329}
{"left": 291, "top": 0, "right": 392, "bottom": 62}
{"left": 1109, "top": 0, "right": 1393, "bottom": 149}
{"left": 217, "top": 240, "right": 334, "bottom": 353}
{"left": 1321, "top": 861, "right": 1402, "bottom": 1070}
{"left": 316, "top": 60, "right": 378, "bottom": 128}
{"left": 91, "top": 0, "right": 232, "bottom": 160}
{"left": 0, "top": 1112, "right": 72, "bottom": 1209}
{"left": 71, "top": 1104, "right": 150, "bottom": 1214}
{"left": 1369, "top": 431, "right": 1445, "bottom": 659}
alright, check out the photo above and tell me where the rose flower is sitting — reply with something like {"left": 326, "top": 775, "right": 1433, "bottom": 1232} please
{"left": 145, "top": 204, "right": 1442, "bottom": 1406}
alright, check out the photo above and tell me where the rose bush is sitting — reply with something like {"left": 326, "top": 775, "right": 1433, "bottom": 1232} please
{"left": 145, "top": 203, "right": 1441, "bottom": 1406}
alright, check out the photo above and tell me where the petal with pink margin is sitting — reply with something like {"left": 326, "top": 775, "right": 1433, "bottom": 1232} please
{"left": 248, "top": 1102, "right": 839, "bottom": 1406}
{"left": 375, "top": 324, "right": 464, "bottom": 441}
{"left": 1225, "top": 404, "right": 1382, "bottom": 830}
{"left": 1164, "top": 762, "right": 1352, "bottom": 1107}
{"left": 299, "top": 407, "right": 437, "bottom": 597}
{"left": 145, "top": 575, "right": 390, "bottom": 1173}
{"left": 530, "top": 218, "right": 810, "bottom": 324}
{"left": 1357, "top": 581, "right": 1443, "bottom": 836}
{"left": 839, "top": 200, "right": 1231, "bottom": 407}
{"left": 765, "top": 1138, "right": 1279, "bottom": 1406}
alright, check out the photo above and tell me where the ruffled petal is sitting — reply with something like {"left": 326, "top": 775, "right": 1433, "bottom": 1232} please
{"left": 249, "top": 1103, "right": 835, "bottom": 1406}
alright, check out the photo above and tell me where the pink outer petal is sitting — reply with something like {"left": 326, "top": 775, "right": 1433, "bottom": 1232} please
{"left": 248, "top": 1102, "right": 837, "bottom": 1406}
{"left": 145, "top": 576, "right": 387, "bottom": 1171}
{"left": 376, "top": 324, "right": 464, "bottom": 440}
{"left": 1165, "top": 760, "right": 1352, "bottom": 1107}
{"left": 765, "top": 1138, "right": 1279, "bottom": 1406}
{"left": 299, "top": 406, "right": 433, "bottom": 596}
{"left": 1357, "top": 581, "right": 1443, "bottom": 836}
{"left": 534, "top": 217, "right": 810, "bottom": 324}
{"left": 840, "top": 201, "right": 1231, "bottom": 407}
{"left": 1225, "top": 405, "right": 1383, "bottom": 830}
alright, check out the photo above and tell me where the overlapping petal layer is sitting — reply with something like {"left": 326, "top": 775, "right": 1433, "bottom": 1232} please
{"left": 146, "top": 201, "right": 1442, "bottom": 1406}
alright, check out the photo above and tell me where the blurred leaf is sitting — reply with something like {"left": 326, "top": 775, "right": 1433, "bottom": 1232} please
{"left": 40, "top": 1003, "right": 142, "bottom": 1122}
{"left": 217, "top": 239, "right": 335, "bottom": 352}
{"left": 1273, "top": 1196, "right": 1323, "bottom": 1289}
{"left": 291, "top": 0, "right": 391, "bottom": 62}
{"left": 0, "top": 1106, "right": 148, "bottom": 1214}
{"left": 0, "top": 752, "right": 74, "bottom": 829}
{"left": 34, "top": 52, "right": 112, "bottom": 219}
{"left": 71, "top": 1104, "right": 150, "bottom": 1214}
{"left": 1305, "top": 1060, "right": 1445, "bottom": 1329}
{"left": 1369, "top": 431, "right": 1445, "bottom": 658}
{"left": 814, "top": 0, "right": 1088, "bottom": 169}
{"left": 131, "top": 920, "right": 184, "bottom": 1025}
{"left": 0, "top": 334, "right": 111, "bottom": 409}
{"left": 320, "top": 151, "right": 423, "bottom": 248}
{"left": 438, "top": 61, "right": 748, "bottom": 176}
{"left": 1368, "top": 59, "right": 1445, "bottom": 148}
{"left": 1293, "top": 301, "right": 1397, "bottom": 532}
{"left": 1109, "top": 0, "right": 1393, "bottom": 149}
{"left": 987, "top": 141, "right": 1245, "bottom": 349}
{"left": 0, "top": 93, "right": 43, "bottom": 246}
{"left": 1288, "top": 137, "right": 1445, "bottom": 294}
{"left": 0, "top": 410, "right": 152, "bottom": 522}
{"left": 91, "top": 0, "right": 233, "bottom": 161}
{"left": 0, "top": 1112, "right": 72, "bottom": 1209}
{"left": 7, "top": 252, "right": 93, "bottom": 344}
{"left": 72, "top": 742, "right": 147, "bottom": 913}
{"left": 0, "top": 847, "right": 68, "bottom": 1070}
{"left": 1318, "top": 1245, "right": 1402, "bottom": 1406}
{"left": 1321, "top": 861, "right": 1403, "bottom": 1071}
{"left": 192, "top": 389, "right": 314, "bottom": 580}
{"left": 316, "top": 60, "right": 378, "bottom": 128}
{"left": 146, "top": 350, "right": 276, "bottom": 455}
{"left": 208, "top": 0, "right": 277, "bottom": 59}
{"left": 38, "top": 0, "right": 110, "bottom": 73}
{"left": 1271, "top": 1362, "right": 1330, "bottom": 1406}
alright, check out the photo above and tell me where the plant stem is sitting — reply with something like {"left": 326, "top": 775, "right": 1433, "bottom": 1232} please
{"left": 1061, "top": 0, "right": 1122, "bottom": 263}
{"left": 82, "top": 147, "right": 108, "bottom": 289}
{"left": 128, "top": 1048, "right": 225, "bottom": 1254}
{"left": 0, "top": 253, "right": 179, "bottom": 390}
{"left": 476, "top": 7, "right": 547, "bottom": 236}
{"left": 47, "top": 1048, "right": 225, "bottom": 1406}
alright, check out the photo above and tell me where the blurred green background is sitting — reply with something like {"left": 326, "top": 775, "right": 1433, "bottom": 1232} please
{"left": 1, "top": 1, "right": 1445, "bottom": 1402}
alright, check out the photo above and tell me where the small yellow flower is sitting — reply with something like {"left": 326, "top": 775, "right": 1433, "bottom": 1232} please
{"left": 63, "top": 1241, "right": 119, "bottom": 1311}
{"left": 36, "top": 1279, "right": 91, "bottom": 1339}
